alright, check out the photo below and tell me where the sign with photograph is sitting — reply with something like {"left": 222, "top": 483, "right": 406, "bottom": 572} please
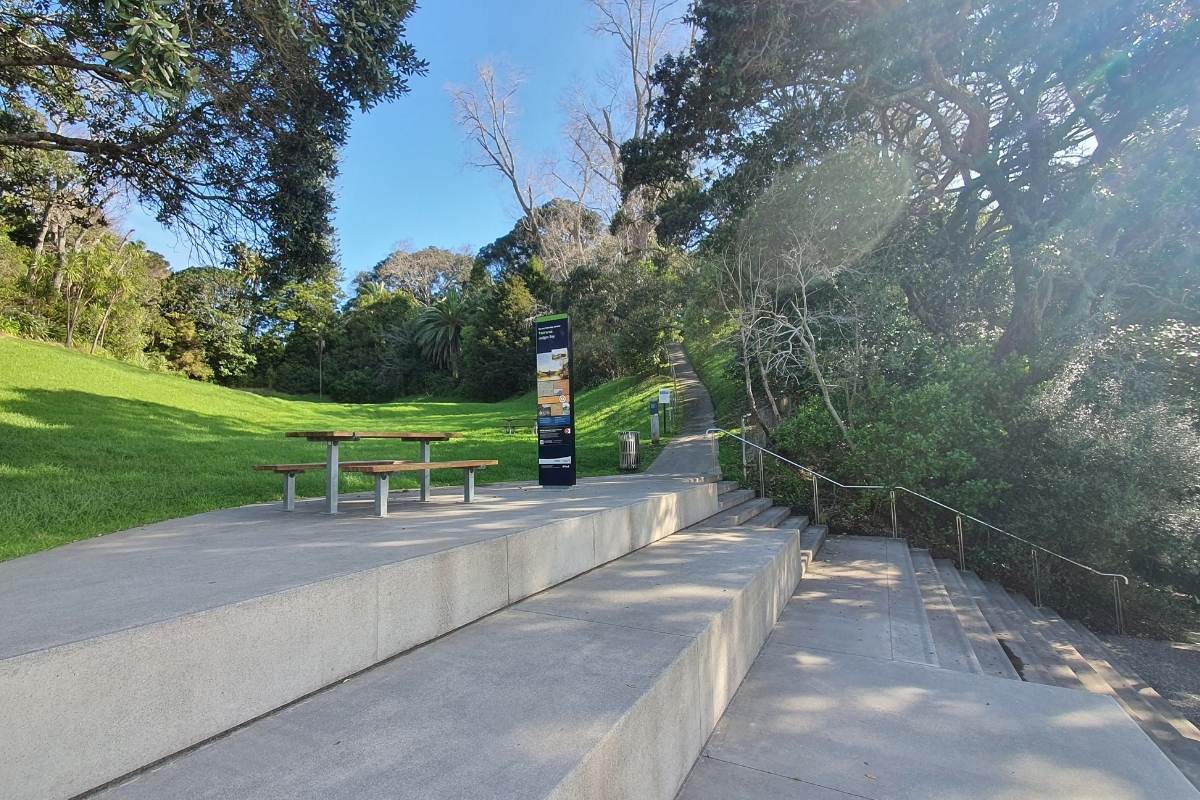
{"left": 535, "top": 314, "right": 576, "bottom": 486}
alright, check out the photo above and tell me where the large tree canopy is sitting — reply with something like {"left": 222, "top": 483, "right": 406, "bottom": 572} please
{"left": 628, "top": 0, "right": 1200, "bottom": 363}
{"left": 1, "top": 0, "right": 427, "bottom": 249}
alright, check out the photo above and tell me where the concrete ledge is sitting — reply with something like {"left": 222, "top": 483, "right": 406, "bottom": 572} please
{"left": 87, "top": 519, "right": 816, "bottom": 800}
{"left": 1, "top": 478, "right": 717, "bottom": 800}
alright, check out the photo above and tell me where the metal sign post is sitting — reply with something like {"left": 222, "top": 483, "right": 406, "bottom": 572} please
{"left": 535, "top": 314, "right": 576, "bottom": 486}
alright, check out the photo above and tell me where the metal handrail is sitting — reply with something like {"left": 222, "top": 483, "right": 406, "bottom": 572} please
{"left": 707, "top": 426, "right": 1130, "bottom": 632}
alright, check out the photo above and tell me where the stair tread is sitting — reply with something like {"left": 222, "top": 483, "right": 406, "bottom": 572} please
{"left": 1066, "top": 620, "right": 1200, "bottom": 740}
{"left": 717, "top": 488, "right": 754, "bottom": 511}
{"left": 781, "top": 515, "right": 810, "bottom": 532}
{"left": 958, "top": 571, "right": 1050, "bottom": 684}
{"left": 1063, "top": 620, "right": 1200, "bottom": 788}
{"left": 746, "top": 505, "right": 790, "bottom": 529}
{"left": 885, "top": 539, "right": 939, "bottom": 667}
{"left": 983, "top": 582, "right": 1083, "bottom": 689}
{"left": 702, "top": 497, "right": 773, "bottom": 528}
{"left": 933, "top": 560, "right": 1019, "bottom": 680}
{"left": 910, "top": 550, "right": 982, "bottom": 675}
{"left": 1007, "top": 592, "right": 1109, "bottom": 694}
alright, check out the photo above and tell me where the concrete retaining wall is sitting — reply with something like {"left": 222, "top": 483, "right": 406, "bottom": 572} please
{"left": 1, "top": 481, "right": 717, "bottom": 800}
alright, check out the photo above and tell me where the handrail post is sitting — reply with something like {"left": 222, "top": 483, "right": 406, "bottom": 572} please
{"left": 1032, "top": 548, "right": 1042, "bottom": 607}
{"left": 889, "top": 490, "right": 898, "bottom": 539}
{"left": 956, "top": 514, "right": 965, "bottom": 569}
{"left": 1113, "top": 578, "right": 1125, "bottom": 635}
{"left": 812, "top": 474, "right": 821, "bottom": 525}
{"left": 740, "top": 414, "right": 750, "bottom": 483}
{"left": 710, "top": 432, "right": 719, "bottom": 473}
{"left": 758, "top": 448, "right": 765, "bottom": 499}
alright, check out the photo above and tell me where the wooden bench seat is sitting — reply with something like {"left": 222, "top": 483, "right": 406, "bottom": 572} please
{"left": 253, "top": 461, "right": 403, "bottom": 510}
{"left": 342, "top": 460, "right": 499, "bottom": 514}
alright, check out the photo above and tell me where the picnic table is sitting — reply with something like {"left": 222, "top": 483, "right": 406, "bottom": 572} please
{"left": 502, "top": 417, "right": 537, "bottom": 435}
{"left": 284, "top": 431, "right": 459, "bottom": 513}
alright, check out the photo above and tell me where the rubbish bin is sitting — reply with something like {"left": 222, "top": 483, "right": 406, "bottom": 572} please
{"left": 618, "top": 431, "right": 641, "bottom": 472}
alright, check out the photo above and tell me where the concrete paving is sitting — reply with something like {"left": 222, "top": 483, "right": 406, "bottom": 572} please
{"left": 1, "top": 475, "right": 705, "bottom": 658}
{"left": 677, "top": 535, "right": 1200, "bottom": 800}
{"left": 647, "top": 343, "right": 718, "bottom": 477}
{"left": 770, "top": 536, "right": 936, "bottom": 666}
{"left": 1, "top": 474, "right": 715, "bottom": 800}
{"left": 85, "top": 512, "right": 819, "bottom": 800}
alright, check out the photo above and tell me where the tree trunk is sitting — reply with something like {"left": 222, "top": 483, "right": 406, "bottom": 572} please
{"left": 739, "top": 337, "right": 766, "bottom": 431}
{"left": 28, "top": 201, "right": 54, "bottom": 281}
{"left": 755, "top": 350, "right": 782, "bottom": 426}
{"left": 90, "top": 294, "right": 120, "bottom": 354}
{"left": 64, "top": 289, "right": 78, "bottom": 350}
{"left": 51, "top": 230, "right": 67, "bottom": 293}
{"left": 994, "top": 239, "right": 1049, "bottom": 361}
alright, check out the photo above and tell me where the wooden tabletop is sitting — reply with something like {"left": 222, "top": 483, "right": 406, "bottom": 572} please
{"left": 285, "top": 431, "right": 460, "bottom": 442}
{"left": 342, "top": 459, "right": 498, "bottom": 473}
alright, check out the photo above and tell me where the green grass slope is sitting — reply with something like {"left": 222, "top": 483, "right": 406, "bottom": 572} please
{"left": 0, "top": 337, "right": 669, "bottom": 560}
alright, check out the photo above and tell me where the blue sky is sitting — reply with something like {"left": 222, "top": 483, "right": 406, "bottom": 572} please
{"left": 121, "top": 1, "right": 618, "bottom": 280}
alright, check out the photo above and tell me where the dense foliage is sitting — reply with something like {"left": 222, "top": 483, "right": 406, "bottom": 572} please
{"left": 0, "top": 1, "right": 688, "bottom": 405}
{"left": 639, "top": 0, "right": 1200, "bottom": 635}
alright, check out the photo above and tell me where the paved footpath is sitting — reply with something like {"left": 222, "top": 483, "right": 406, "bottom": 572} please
{"left": 648, "top": 343, "right": 718, "bottom": 477}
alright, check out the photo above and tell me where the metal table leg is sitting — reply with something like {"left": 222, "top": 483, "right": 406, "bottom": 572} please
{"left": 374, "top": 475, "right": 389, "bottom": 517}
{"left": 420, "top": 440, "right": 431, "bottom": 501}
{"left": 464, "top": 467, "right": 476, "bottom": 503}
{"left": 325, "top": 440, "right": 339, "bottom": 514}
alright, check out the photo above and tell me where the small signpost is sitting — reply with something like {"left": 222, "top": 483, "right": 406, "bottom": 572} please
{"left": 535, "top": 314, "right": 576, "bottom": 487}
{"left": 658, "top": 388, "right": 673, "bottom": 433}
{"left": 650, "top": 399, "right": 661, "bottom": 443}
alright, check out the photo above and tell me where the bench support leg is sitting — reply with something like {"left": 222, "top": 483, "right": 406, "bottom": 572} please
{"left": 283, "top": 473, "right": 296, "bottom": 511}
{"left": 420, "top": 441, "right": 431, "bottom": 501}
{"left": 325, "top": 440, "right": 339, "bottom": 515}
{"left": 463, "top": 467, "right": 476, "bottom": 503}
{"left": 374, "top": 475, "right": 389, "bottom": 517}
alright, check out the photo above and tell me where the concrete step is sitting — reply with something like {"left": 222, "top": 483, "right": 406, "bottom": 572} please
{"left": 679, "top": 534, "right": 1200, "bottom": 800}
{"left": 888, "top": 539, "right": 939, "bottom": 666}
{"left": 934, "top": 559, "right": 1020, "bottom": 680}
{"left": 702, "top": 497, "right": 773, "bottom": 528}
{"left": 0, "top": 477, "right": 720, "bottom": 800}
{"left": 779, "top": 515, "right": 810, "bottom": 533}
{"left": 909, "top": 549, "right": 982, "bottom": 675}
{"left": 1007, "top": 592, "right": 1109, "bottom": 694}
{"left": 745, "top": 504, "right": 790, "bottom": 529}
{"left": 958, "top": 570, "right": 1047, "bottom": 683}
{"left": 1065, "top": 619, "right": 1200, "bottom": 789}
{"left": 717, "top": 488, "right": 754, "bottom": 511}
{"left": 986, "top": 584, "right": 1084, "bottom": 690}
{"left": 89, "top": 509, "right": 815, "bottom": 800}
{"left": 798, "top": 525, "right": 827, "bottom": 562}
{"left": 715, "top": 480, "right": 739, "bottom": 494}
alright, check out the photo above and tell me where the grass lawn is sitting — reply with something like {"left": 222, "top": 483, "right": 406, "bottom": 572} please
{"left": 0, "top": 337, "right": 671, "bottom": 560}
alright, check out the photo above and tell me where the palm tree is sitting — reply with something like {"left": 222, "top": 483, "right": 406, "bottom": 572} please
{"left": 414, "top": 290, "right": 468, "bottom": 378}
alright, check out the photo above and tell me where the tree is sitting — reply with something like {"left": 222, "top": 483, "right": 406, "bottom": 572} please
{"left": 632, "top": 0, "right": 1200, "bottom": 365}
{"left": 414, "top": 290, "right": 468, "bottom": 379}
{"left": 721, "top": 147, "right": 912, "bottom": 440}
{"left": 1, "top": 0, "right": 427, "bottom": 260}
{"left": 156, "top": 266, "right": 256, "bottom": 381}
{"left": 355, "top": 245, "right": 472, "bottom": 304}
{"left": 460, "top": 277, "right": 537, "bottom": 401}
{"left": 325, "top": 289, "right": 422, "bottom": 401}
